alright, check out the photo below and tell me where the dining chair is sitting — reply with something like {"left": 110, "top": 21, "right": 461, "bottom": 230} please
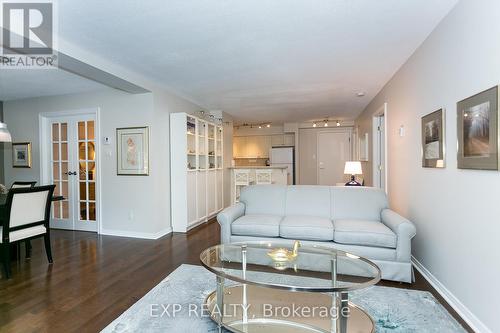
{"left": 10, "top": 181, "right": 37, "bottom": 189}
{"left": 0, "top": 185, "right": 55, "bottom": 279}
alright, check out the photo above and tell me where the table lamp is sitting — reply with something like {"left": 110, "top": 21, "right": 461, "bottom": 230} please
{"left": 344, "top": 161, "right": 362, "bottom": 186}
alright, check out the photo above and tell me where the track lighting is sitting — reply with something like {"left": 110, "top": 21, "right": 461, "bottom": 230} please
{"left": 312, "top": 122, "right": 317, "bottom": 128}
{"left": 324, "top": 120, "right": 328, "bottom": 127}
{"left": 336, "top": 120, "right": 341, "bottom": 127}
{"left": 266, "top": 124, "right": 271, "bottom": 128}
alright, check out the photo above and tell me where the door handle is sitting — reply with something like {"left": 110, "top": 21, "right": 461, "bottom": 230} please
{"left": 66, "top": 171, "right": 77, "bottom": 176}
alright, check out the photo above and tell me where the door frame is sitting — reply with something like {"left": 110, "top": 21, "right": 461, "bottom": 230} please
{"left": 372, "top": 103, "right": 388, "bottom": 193}
{"left": 38, "top": 107, "right": 102, "bottom": 234}
{"left": 315, "top": 127, "right": 353, "bottom": 185}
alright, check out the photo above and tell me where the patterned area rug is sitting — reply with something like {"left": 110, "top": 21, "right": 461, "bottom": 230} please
{"left": 102, "top": 264, "right": 466, "bottom": 333}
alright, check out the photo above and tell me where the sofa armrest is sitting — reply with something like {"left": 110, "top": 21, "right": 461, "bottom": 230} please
{"left": 381, "top": 209, "right": 416, "bottom": 262}
{"left": 217, "top": 202, "right": 245, "bottom": 244}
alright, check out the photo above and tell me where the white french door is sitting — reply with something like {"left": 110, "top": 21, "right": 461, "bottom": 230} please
{"left": 49, "top": 114, "right": 98, "bottom": 232}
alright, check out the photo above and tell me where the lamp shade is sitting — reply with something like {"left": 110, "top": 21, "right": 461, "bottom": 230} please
{"left": 0, "top": 122, "right": 12, "bottom": 142}
{"left": 344, "top": 161, "right": 362, "bottom": 175}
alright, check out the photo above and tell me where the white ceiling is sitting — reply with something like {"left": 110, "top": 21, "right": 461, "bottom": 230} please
{"left": 3, "top": 0, "right": 458, "bottom": 122}
{"left": 0, "top": 69, "right": 110, "bottom": 101}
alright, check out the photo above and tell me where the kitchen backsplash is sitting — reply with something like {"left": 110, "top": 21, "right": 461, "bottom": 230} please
{"left": 234, "top": 158, "right": 269, "bottom": 167}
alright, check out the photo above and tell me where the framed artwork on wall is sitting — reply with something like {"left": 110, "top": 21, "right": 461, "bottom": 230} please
{"left": 457, "top": 86, "right": 499, "bottom": 170}
{"left": 12, "top": 142, "right": 32, "bottom": 168}
{"left": 421, "top": 109, "right": 445, "bottom": 168}
{"left": 359, "top": 133, "right": 369, "bottom": 161}
{"left": 116, "top": 126, "right": 150, "bottom": 175}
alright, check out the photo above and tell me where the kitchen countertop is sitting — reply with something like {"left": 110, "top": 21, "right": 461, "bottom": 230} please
{"left": 228, "top": 166, "right": 287, "bottom": 169}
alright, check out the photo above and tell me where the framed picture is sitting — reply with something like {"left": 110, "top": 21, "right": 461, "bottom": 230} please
{"left": 359, "top": 133, "right": 369, "bottom": 161}
{"left": 457, "top": 86, "right": 499, "bottom": 170}
{"left": 421, "top": 109, "right": 445, "bottom": 168}
{"left": 12, "top": 142, "right": 32, "bottom": 168}
{"left": 116, "top": 127, "right": 150, "bottom": 175}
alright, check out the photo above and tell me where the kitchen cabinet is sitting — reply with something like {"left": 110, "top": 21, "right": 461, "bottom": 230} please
{"left": 234, "top": 134, "right": 294, "bottom": 158}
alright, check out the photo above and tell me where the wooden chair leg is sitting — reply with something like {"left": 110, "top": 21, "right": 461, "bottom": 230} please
{"left": 1, "top": 244, "right": 12, "bottom": 279}
{"left": 44, "top": 234, "right": 53, "bottom": 264}
{"left": 25, "top": 240, "right": 32, "bottom": 259}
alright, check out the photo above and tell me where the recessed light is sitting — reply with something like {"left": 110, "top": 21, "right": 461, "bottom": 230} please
{"left": 356, "top": 92, "right": 366, "bottom": 97}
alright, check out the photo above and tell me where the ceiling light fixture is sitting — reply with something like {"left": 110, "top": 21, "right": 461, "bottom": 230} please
{"left": 356, "top": 92, "right": 366, "bottom": 97}
{"left": 336, "top": 120, "right": 341, "bottom": 127}
{"left": 312, "top": 122, "right": 317, "bottom": 128}
{"left": 324, "top": 120, "right": 328, "bottom": 127}
{"left": 258, "top": 125, "right": 262, "bottom": 129}
{"left": 266, "top": 124, "right": 271, "bottom": 128}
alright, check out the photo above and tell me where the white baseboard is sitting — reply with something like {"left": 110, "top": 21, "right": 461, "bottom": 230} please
{"left": 100, "top": 227, "right": 172, "bottom": 240}
{"left": 411, "top": 256, "right": 491, "bottom": 333}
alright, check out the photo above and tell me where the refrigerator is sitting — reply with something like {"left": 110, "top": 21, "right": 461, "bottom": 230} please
{"left": 270, "top": 146, "right": 295, "bottom": 185}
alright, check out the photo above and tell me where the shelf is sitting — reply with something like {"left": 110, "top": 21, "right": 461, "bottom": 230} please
{"left": 187, "top": 132, "right": 195, "bottom": 136}
{"left": 187, "top": 153, "right": 197, "bottom": 156}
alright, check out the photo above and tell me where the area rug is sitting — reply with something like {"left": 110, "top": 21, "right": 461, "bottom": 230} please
{"left": 101, "top": 264, "right": 466, "bottom": 333}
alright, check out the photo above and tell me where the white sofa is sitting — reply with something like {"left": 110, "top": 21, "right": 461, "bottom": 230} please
{"left": 217, "top": 185, "right": 416, "bottom": 283}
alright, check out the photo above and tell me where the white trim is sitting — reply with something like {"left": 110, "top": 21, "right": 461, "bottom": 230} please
{"left": 100, "top": 227, "right": 172, "bottom": 240}
{"left": 372, "top": 103, "right": 388, "bottom": 193}
{"left": 412, "top": 256, "right": 492, "bottom": 333}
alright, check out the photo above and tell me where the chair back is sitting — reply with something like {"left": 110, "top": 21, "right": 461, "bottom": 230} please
{"left": 11, "top": 181, "right": 37, "bottom": 189}
{"left": 2, "top": 185, "right": 55, "bottom": 236}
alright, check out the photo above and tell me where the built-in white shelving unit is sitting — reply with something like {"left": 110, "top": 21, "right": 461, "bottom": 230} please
{"left": 170, "top": 112, "right": 224, "bottom": 232}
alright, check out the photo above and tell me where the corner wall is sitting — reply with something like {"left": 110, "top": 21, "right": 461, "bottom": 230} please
{"left": 355, "top": 1, "right": 500, "bottom": 332}
{"left": 3, "top": 88, "right": 201, "bottom": 238}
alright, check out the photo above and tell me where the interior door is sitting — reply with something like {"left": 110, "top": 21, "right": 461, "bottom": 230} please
{"left": 50, "top": 114, "right": 98, "bottom": 232}
{"left": 317, "top": 131, "right": 351, "bottom": 185}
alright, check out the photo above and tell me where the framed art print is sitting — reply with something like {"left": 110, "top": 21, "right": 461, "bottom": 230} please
{"left": 422, "top": 109, "right": 445, "bottom": 168}
{"left": 12, "top": 142, "right": 32, "bottom": 168}
{"left": 116, "top": 127, "right": 150, "bottom": 175}
{"left": 457, "top": 86, "right": 499, "bottom": 170}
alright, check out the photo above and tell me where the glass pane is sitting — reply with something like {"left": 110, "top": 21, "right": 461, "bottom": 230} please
{"left": 79, "top": 162, "right": 87, "bottom": 180}
{"left": 61, "top": 123, "right": 68, "bottom": 141}
{"left": 52, "top": 143, "right": 59, "bottom": 161}
{"left": 88, "top": 182, "right": 95, "bottom": 201}
{"left": 87, "top": 121, "right": 95, "bottom": 140}
{"left": 52, "top": 123, "right": 59, "bottom": 141}
{"left": 79, "top": 142, "right": 86, "bottom": 160}
{"left": 53, "top": 202, "right": 61, "bottom": 218}
{"left": 78, "top": 122, "right": 86, "bottom": 140}
{"left": 88, "top": 162, "right": 96, "bottom": 181}
{"left": 80, "top": 202, "right": 87, "bottom": 221}
{"left": 61, "top": 162, "right": 68, "bottom": 180}
{"left": 53, "top": 162, "right": 60, "bottom": 181}
{"left": 61, "top": 143, "right": 68, "bottom": 160}
{"left": 62, "top": 201, "right": 69, "bottom": 219}
{"left": 79, "top": 182, "right": 87, "bottom": 200}
{"left": 61, "top": 181, "right": 68, "bottom": 198}
{"left": 89, "top": 202, "right": 96, "bottom": 221}
{"left": 55, "top": 182, "right": 62, "bottom": 195}
{"left": 87, "top": 142, "right": 95, "bottom": 161}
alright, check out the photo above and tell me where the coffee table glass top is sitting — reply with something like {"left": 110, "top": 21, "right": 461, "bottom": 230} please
{"left": 200, "top": 241, "right": 381, "bottom": 292}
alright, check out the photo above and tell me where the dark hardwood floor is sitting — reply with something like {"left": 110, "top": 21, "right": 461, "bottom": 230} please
{"left": 0, "top": 220, "right": 472, "bottom": 333}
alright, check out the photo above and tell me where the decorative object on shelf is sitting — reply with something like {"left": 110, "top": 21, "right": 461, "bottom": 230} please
{"left": 12, "top": 142, "right": 32, "bottom": 168}
{"left": 422, "top": 109, "right": 445, "bottom": 168}
{"left": 116, "top": 127, "right": 150, "bottom": 176}
{"left": 359, "top": 133, "right": 369, "bottom": 161}
{"left": 267, "top": 240, "right": 301, "bottom": 263}
{"left": 0, "top": 184, "right": 7, "bottom": 194}
{"left": 457, "top": 86, "right": 499, "bottom": 170}
{"left": 344, "top": 161, "right": 362, "bottom": 186}
{"left": 0, "top": 122, "right": 12, "bottom": 142}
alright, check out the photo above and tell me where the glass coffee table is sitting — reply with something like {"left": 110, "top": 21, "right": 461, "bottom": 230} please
{"left": 200, "top": 241, "right": 381, "bottom": 333}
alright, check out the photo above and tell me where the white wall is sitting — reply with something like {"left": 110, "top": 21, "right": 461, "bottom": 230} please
{"left": 355, "top": 1, "right": 500, "bottom": 332}
{"left": 4, "top": 88, "right": 201, "bottom": 238}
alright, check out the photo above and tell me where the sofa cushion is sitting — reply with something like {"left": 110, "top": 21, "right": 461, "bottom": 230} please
{"left": 331, "top": 187, "right": 388, "bottom": 221}
{"left": 232, "top": 214, "right": 282, "bottom": 237}
{"left": 280, "top": 215, "right": 334, "bottom": 241}
{"left": 333, "top": 219, "right": 396, "bottom": 248}
{"left": 285, "top": 186, "right": 331, "bottom": 218}
{"left": 240, "top": 185, "right": 287, "bottom": 216}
